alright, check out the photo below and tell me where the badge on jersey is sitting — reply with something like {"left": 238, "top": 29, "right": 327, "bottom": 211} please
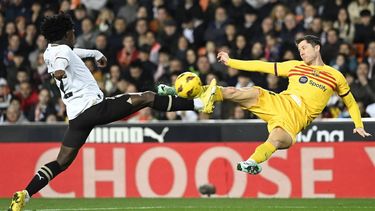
{"left": 299, "top": 76, "right": 308, "bottom": 84}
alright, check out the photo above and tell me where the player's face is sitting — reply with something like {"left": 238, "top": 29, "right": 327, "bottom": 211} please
{"left": 297, "top": 40, "right": 319, "bottom": 65}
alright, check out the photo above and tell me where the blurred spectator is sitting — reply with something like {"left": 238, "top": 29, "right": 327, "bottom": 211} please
{"left": 124, "top": 60, "right": 154, "bottom": 91}
{"left": 149, "top": 6, "right": 171, "bottom": 33}
{"left": 224, "top": 23, "right": 236, "bottom": 48}
{"left": 333, "top": 8, "right": 355, "bottom": 43}
{"left": 321, "top": 0, "right": 349, "bottom": 22}
{"left": 133, "top": 18, "right": 149, "bottom": 44}
{"left": 0, "top": 78, "right": 13, "bottom": 120}
{"left": 174, "top": 36, "right": 190, "bottom": 62}
{"left": 196, "top": 56, "right": 212, "bottom": 84}
{"left": 204, "top": 7, "right": 229, "bottom": 46}
{"left": 159, "top": 19, "right": 179, "bottom": 53}
{"left": 72, "top": 5, "right": 88, "bottom": 36}
{"left": 104, "top": 65, "right": 122, "bottom": 96}
{"left": 27, "top": 88, "right": 56, "bottom": 122}
{"left": 348, "top": 0, "right": 374, "bottom": 24}
{"left": 305, "top": 17, "right": 323, "bottom": 39}
{"left": 175, "top": 0, "right": 203, "bottom": 24}
{"left": 109, "top": 18, "right": 127, "bottom": 51}
{"left": 231, "top": 34, "right": 250, "bottom": 60}
{"left": 117, "top": 0, "right": 139, "bottom": 24}
{"left": 32, "top": 52, "right": 49, "bottom": 85}
{"left": 350, "top": 63, "right": 375, "bottom": 107}
{"left": 30, "top": 1, "right": 43, "bottom": 27}
{"left": 15, "top": 81, "right": 38, "bottom": 114}
{"left": 331, "top": 53, "right": 350, "bottom": 74}
{"left": 5, "top": 0, "right": 31, "bottom": 22}
{"left": 94, "top": 33, "right": 114, "bottom": 72}
{"left": 364, "top": 41, "right": 375, "bottom": 79}
{"left": 144, "top": 31, "right": 161, "bottom": 64}
{"left": 322, "top": 28, "right": 342, "bottom": 64}
{"left": 280, "top": 13, "right": 302, "bottom": 45}
{"left": 117, "top": 35, "right": 139, "bottom": 69}
{"left": 3, "top": 102, "right": 29, "bottom": 124}
{"left": 15, "top": 16, "right": 26, "bottom": 40}
{"left": 81, "top": 0, "right": 108, "bottom": 13}
{"left": 256, "top": 16, "right": 275, "bottom": 44}
{"left": 154, "top": 48, "right": 170, "bottom": 81}
{"left": 264, "top": 33, "right": 281, "bottom": 61}
{"left": 75, "top": 17, "right": 98, "bottom": 49}
{"left": 185, "top": 48, "right": 199, "bottom": 73}
{"left": 270, "top": 3, "right": 289, "bottom": 33}
{"left": 338, "top": 42, "right": 358, "bottom": 74}
{"left": 240, "top": 7, "right": 259, "bottom": 37}
{"left": 138, "top": 44, "right": 157, "bottom": 77}
{"left": 96, "top": 8, "right": 115, "bottom": 34}
{"left": 236, "top": 73, "right": 254, "bottom": 88}
{"left": 28, "top": 35, "right": 47, "bottom": 70}
{"left": 301, "top": 3, "right": 316, "bottom": 30}
{"left": 353, "top": 9, "right": 375, "bottom": 45}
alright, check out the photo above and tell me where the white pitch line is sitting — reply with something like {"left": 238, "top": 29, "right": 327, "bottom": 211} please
{"left": 24, "top": 205, "right": 375, "bottom": 211}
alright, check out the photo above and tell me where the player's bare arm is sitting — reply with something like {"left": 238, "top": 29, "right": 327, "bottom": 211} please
{"left": 52, "top": 70, "right": 66, "bottom": 80}
{"left": 72, "top": 48, "right": 107, "bottom": 68}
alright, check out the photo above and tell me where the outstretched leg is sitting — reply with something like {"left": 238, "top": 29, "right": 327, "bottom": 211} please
{"left": 8, "top": 122, "right": 90, "bottom": 211}
{"left": 237, "top": 127, "right": 293, "bottom": 175}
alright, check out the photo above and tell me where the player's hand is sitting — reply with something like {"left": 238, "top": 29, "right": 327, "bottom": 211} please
{"left": 97, "top": 56, "right": 107, "bottom": 68}
{"left": 353, "top": 128, "right": 372, "bottom": 138}
{"left": 217, "top": 51, "right": 230, "bottom": 65}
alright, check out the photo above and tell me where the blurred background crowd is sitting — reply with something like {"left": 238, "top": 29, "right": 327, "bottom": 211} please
{"left": 0, "top": 0, "right": 375, "bottom": 123}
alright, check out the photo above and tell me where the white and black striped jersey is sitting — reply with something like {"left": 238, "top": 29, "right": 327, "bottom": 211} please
{"left": 43, "top": 44, "right": 104, "bottom": 120}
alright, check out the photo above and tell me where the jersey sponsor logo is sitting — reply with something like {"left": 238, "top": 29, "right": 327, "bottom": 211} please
{"left": 86, "top": 127, "right": 169, "bottom": 143}
{"left": 299, "top": 76, "right": 308, "bottom": 84}
{"left": 296, "top": 125, "right": 344, "bottom": 142}
{"left": 309, "top": 80, "right": 327, "bottom": 92}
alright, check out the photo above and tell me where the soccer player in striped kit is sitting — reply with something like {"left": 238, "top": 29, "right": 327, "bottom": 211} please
{"left": 8, "top": 13, "right": 216, "bottom": 211}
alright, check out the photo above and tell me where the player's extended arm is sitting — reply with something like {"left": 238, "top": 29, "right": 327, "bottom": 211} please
{"left": 217, "top": 51, "right": 296, "bottom": 76}
{"left": 73, "top": 48, "right": 107, "bottom": 67}
{"left": 342, "top": 92, "right": 372, "bottom": 137}
{"left": 227, "top": 59, "right": 275, "bottom": 74}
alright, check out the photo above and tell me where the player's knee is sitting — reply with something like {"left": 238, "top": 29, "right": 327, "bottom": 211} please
{"left": 56, "top": 153, "right": 76, "bottom": 170}
{"left": 57, "top": 158, "right": 73, "bottom": 171}
{"left": 268, "top": 128, "right": 293, "bottom": 149}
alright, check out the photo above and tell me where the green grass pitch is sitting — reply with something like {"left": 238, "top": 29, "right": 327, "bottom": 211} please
{"left": 1, "top": 198, "right": 375, "bottom": 211}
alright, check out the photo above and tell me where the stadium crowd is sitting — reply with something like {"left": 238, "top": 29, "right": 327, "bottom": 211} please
{"left": 0, "top": 0, "right": 375, "bottom": 123}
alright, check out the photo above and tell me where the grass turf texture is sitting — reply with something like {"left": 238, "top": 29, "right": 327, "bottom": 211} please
{"left": 1, "top": 198, "right": 375, "bottom": 211}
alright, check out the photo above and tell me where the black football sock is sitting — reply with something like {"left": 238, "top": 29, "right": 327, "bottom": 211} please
{"left": 25, "top": 161, "right": 63, "bottom": 196}
{"left": 152, "top": 95, "right": 194, "bottom": 111}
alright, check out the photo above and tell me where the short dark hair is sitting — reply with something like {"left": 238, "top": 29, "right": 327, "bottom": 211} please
{"left": 40, "top": 13, "right": 74, "bottom": 42}
{"left": 295, "top": 35, "right": 321, "bottom": 47}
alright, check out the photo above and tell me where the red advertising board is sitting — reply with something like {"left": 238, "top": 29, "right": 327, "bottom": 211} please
{"left": 1, "top": 142, "right": 375, "bottom": 198}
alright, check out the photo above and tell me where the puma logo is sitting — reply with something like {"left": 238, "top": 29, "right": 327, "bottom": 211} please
{"left": 144, "top": 127, "right": 169, "bottom": 143}
{"left": 36, "top": 173, "right": 44, "bottom": 180}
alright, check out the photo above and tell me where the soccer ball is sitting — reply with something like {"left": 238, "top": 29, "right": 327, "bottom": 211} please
{"left": 174, "top": 72, "right": 202, "bottom": 98}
